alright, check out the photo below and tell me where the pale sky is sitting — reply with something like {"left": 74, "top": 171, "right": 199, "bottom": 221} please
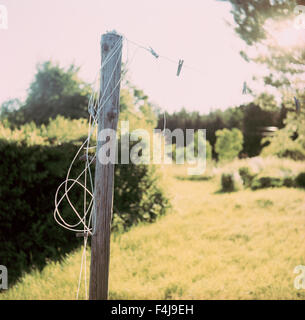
{"left": 0, "top": 0, "right": 264, "bottom": 114}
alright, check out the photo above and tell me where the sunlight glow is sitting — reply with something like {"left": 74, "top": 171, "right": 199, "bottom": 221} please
{"left": 265, "top": 18, "right": 304, "bottom": 49}
{"left": 275, "top": 26, "right": 301, "bottom": 48}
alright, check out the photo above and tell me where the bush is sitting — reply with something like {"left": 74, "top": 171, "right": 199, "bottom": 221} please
{"left": 218, "top": 157, "right": 303, "bottom": 191}
{"left": 113, "top": 163, "right": 169, "bottom": 232}
{"left": 250, "top": 165, "right": 299, "bottom": 190}
{"left": 283, "top": 177, "right": 296, "bottom": 188}
{"left": 239, "top": 166, "right": 256, "bottom": 187}
{"left": 221, "top": 172, "right": 243, "bottom": 192}
{"left": 171, "top": 131, "right": 212, "bottom": 165}
{"left": 296, "top": 172, "right": 305, "bottom": 188}
{"left": 251, "top": 175, "right": 283, "bottom": 190}
{"left": 261, "top": 113, "right": 305, "bottom": 161}
{"left": 280, "top": 148, "right": 305, "bottom": 161}
{"left": 0, "top": 139, "right": 169, "bottom": 284}
{"left": 215, "top": 128, "right": 243, "bottom": 162}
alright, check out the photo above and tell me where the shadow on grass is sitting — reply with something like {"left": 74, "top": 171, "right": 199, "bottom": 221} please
{"left": 175, "top": 175, "right": 213, "bottom": 182}
{"left": 214, "top": 189, "right": 238, "bottom": 194}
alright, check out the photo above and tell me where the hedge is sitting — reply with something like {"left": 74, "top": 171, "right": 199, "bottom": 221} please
{"left": 0, "top": 139, "right": 169, "bottom": 284}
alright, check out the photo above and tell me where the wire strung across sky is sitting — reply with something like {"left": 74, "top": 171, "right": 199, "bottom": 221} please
{"left": 121, "top": 34, "right": 252, "bottom": 97}
{"left": 123, "top": 36, "right": 207, "bottom": 77}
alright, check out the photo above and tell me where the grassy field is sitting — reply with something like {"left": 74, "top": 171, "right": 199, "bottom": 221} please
{"left": 1, "top": 164, "right": 305, "bottom": 300}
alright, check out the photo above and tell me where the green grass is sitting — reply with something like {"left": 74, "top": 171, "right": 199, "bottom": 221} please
{"left": 1, "top": 164, "right": 305, "bottom": 300}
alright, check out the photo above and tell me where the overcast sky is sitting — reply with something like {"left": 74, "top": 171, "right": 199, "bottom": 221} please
{"left": 0, "top": 0, "right": 263, "bottom": 114}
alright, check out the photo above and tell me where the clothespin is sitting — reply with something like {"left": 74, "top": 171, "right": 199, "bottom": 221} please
{"left": 242, "top": 81, "right": 248, "bottom": 95}
{"left": 149, "top": 47, "right": 159, "bottom": 59}
{"left": 177, "top": 59, "right": 184, "bottom": 77}
{"left": 294, "top": 96, "right": 300, "bottom": 114}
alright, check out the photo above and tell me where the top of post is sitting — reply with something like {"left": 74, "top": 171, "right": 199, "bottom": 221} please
{"left": 101, "top": 31, "right": 123, "bottom": 55}
{"left": 102, "top": 30, "right": 122, "bottom": 42}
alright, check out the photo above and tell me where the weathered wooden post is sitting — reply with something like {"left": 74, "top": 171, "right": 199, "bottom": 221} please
{"left": 89, "top": 32, "right": 123, "bottom": 300}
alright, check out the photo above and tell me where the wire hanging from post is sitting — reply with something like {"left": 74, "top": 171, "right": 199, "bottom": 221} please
{"left": 53, "top": 35, "right": 134, "bottom": 300}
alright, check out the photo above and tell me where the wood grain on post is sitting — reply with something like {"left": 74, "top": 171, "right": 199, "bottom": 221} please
{"left": 89, "top": 32, "right": 122, "bottom": 300}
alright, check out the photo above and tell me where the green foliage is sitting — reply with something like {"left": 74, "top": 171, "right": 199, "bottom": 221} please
{"left": 11, "top": 62, "right": 91, "bottom": 125}
{"left": 221, "top": 173, "right": 235, "bottom": 192}
{"left": 283, "top": 176, "right": 296, "bottom": 188}
{"left": 226, "top": 0, "right": 291, "bottom": 46}
{"left": 215, "top": 128, "right": 244, "bottom": 162}
{"left": 296, "top": 172, "right": 305, "bottom": 188}
{"left": 173, "top": 131, "right": 212, "bottom": 164}
{"left": 242, "top": 103, "right": 280, "bottom": 156}
{"left": 251, "top": 176, "right": 283, "bottom": 190}
{"left": 192, "top": 131, "right": 212, "bottom": 160}
{"left": 221, "top": 172, "right": 243, "bottom": 192}
{"left": 262, "top": 108, "right": 305, "bottom": 160}
{"left": 0, "top": 133, "right": 169, "bottom": 284}
{"left": 254, "top": 93, "right": 279, "bottom": 112}
{"left": 0, "top": 115, "right": 89, "bottom": 146}
{"left": 248, "top": 166, "right": 297, "bottom": 190}
{"left": 160, "top": 103, "right": 280, "bottom": 158}
{"left": 239, "top": 166, "right": 256, "bottom": 188}
{"left": 226, "top": 0, "right": 300, "bottom": 89}
{"left": 0, "top": 141, "right": 82, "bottom": 283}
{"left": 226, "top": 1, "right": 305, "bottom": 170}
{"left": 218, "top": 156, "right": 304, "bottom": 191}
{"left": 2, "top": 167, "right": 305, "bottom": 300}
{"left": 0, "top": 99, "right": 22, "bottom": 119}
{"left": 119, "top": 87, "right": 158, "bottom": 132}
{"left": 1, "top": 61, "right": 158, "bottom": 131}
{"left": 0, "top": 60, "right": 169, "bottom": 285}
{"left": 113, "top": 163, "right": 169, "bottom": 232}
{"left": 40, "top": 116, "right": 89, "bottom": 143}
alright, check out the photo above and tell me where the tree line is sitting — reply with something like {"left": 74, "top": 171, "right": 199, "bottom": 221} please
{"left": 156, "top": 97, "right": 289, "bottom": 158}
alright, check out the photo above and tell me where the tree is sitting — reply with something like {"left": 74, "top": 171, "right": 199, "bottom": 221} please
{"left": 261, "top": 104, "right": 305, "bottom": 159}
{"left": 4, "top": 61, "right": 158, "bottom": 130}
{"left": 215, "top": 128, "right": 243, "bottom": 162}
{"left": 242, "top": 102, "right": 279, "bottom": 156}
{"left": 18, "top": 61, "right": 91, "bottom": 125}
{"left": 0, "top": 98, "right": 22, "bottom": 115}
{"left": 157, "top": 104, "right": 280, "bottom": 157}
{"left": 225, "top": 0, "right": 305, "bottom": 159}
{"left": 225, "top": 0, "right": 304, "bottom": 90}
{"left": 0, "top": 99, "right": 23, "bottom": 124}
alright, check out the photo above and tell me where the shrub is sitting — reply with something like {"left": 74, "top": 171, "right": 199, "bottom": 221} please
{"left": 215, "top": 128, "right": 243, "bottom": 162}
{"left": 262, "top": 142, "right": 305, "bottom": 161}
{"left": 221, "top": 172, "right": 243, "bottom": 192}
{"left": 113, "top": 163, "right": 169, "bottom": 232}
{"left": 296, "top": 172, "right": 305, "bottom": 188}
{"left": 218, "top": 157, "right": 303, "bottom": 191}
{"left": 249, "top": 165, "right": 299, "bottom": 190}
{"left": 239, "top": 166, "right": 256, "bottom": 187}
{"left": 261, "top": 111, "right": 305, "bottom": 161}
{"left": 251, "top": 175, "right": 283, "bottom": 190}
{"left": 283, "top": 177, "right": 296, "bottom": 188}
{"left": 280, "top": 148, "right": 305, "bottom": 161}
{"left": 171, "top": 131, "right": 212, "bottom": 165}
{"left": 0, "top": 139, "right": 170, "bottom": 284}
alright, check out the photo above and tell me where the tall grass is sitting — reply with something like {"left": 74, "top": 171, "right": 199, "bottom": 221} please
{"left": 1, "top": 163, "right": 305, "bottom": 300}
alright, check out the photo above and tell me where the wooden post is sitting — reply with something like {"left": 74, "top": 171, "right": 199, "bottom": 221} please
{"left": 89, "top": 32, "right": 122, "bottom": 300}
